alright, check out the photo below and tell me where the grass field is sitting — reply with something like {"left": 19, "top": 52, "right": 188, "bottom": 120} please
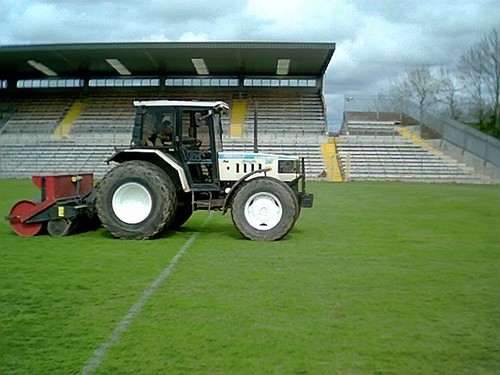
{"left": 1, "top": 179, "right": 499, "bottom": 374}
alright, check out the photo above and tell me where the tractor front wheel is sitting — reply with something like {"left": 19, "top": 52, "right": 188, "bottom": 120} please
{"left": 231, "top": 177, "right": 297, "bottom": 241}
{"left": 96, "top": 161, "right": 176, "bottom": 239}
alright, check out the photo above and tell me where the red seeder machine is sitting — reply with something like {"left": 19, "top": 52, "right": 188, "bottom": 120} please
{"left": 6, "top": 174, "right": 98, "bottom": 237}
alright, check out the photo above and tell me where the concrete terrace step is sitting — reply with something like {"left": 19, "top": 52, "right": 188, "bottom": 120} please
{"left": 0, "top": 141, "right": 326, "bottom": 179}
{"left": 346, "top": 173, "right": 481, "bottom": 183}
{"left": 0, "top": 142, "right": 122, "bottom": 179}
{"left": 336, "top": 126, "right": 483, "bottom": 183}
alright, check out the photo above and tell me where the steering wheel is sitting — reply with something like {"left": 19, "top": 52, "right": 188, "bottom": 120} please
{"left": 182, "top": 137, "right": 202, "bottom": 150}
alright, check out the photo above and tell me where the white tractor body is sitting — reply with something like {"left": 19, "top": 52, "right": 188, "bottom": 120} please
{"left": 218, "top": 151, "right": 300, "bottom": 183}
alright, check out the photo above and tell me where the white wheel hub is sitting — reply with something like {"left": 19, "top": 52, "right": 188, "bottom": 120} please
{"left": 112, "top": 182, "right": 152, "bottom": 224}
{"left": 244, "top": 192, "right": 282, "bottom": 230}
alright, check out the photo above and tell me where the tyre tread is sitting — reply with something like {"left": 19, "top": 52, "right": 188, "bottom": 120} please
{"left": 231, "top": 177, "right": 297, "bottom": 241}
{"left": 96, "top": 161, "right": 176, "bottom": 239}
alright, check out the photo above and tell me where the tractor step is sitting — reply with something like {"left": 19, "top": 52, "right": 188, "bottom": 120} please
{"left": 195, "top": 199, "right": 225, "bottom": 210}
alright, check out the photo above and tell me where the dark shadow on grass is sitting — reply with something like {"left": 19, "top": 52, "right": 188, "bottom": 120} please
{"left": 185, "top": 217, "right": 303, "bottom": 242}
{"left": 97, "top": 227, "right": 116, "bottom": 239}
{"left": 177, "top": 222, "right": 244, "bottom": 240}
{"left": 94, "top": 218, "right": 297, "bottom": 242}
{"left": 290, "top": 226, "right": 304, "bottom": 235}
{"left": 95, "top": 226, "right": 178, "bottom": 240}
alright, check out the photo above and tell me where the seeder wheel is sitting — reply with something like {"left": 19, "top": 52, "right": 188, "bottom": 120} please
{"left": 47, "top": 218, "right": 73, "bottom": 237}
{"left": 8, "top": 200, "right": 43, "bottom": 237}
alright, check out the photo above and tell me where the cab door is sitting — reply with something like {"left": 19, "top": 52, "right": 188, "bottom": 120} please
{"left": 178, "top": 107, "right": 219, "bottom": 190}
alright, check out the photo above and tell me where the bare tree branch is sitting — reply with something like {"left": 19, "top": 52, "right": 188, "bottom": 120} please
{"left": 390, "top": 66, "right": 439, "bottom": 124}
{"left": 479, "top": 27, "right": 500, "bottom": 131}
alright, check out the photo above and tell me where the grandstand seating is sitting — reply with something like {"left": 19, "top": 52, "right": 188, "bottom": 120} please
{"left": 243, "top": 92, "right": 325, "bottom": 136}
{"left": 0, "top": 92, "right": 73, "bottom": 135}
{"left": 1, "top": 91, "right": 490, "bottom": 183}
{"left": 336, "top": 120, "right": 483, "bottom": 183}
{"left": 70, "top": 90, "right": 152, "bottom": 137}
{"left": 0, "top": 89, "right": 328, "bottom": 178}
{"left": 0, "top": 141, "right": 123, "bottom": 178}
{"left": 220, "top": 91, "right": 327, "bottom": 178}
{"left": 344, "top": 121, "right": 400, "bottom": 136}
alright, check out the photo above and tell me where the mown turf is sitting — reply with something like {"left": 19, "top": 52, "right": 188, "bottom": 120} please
{"left": 1, "top": 179, "right": 499, "bottom": 374}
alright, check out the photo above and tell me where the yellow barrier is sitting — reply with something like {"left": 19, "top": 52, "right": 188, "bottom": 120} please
{"left": 53, "top": 100, "right": 86, "bottom": 138}
{"left": 321, "top": 137, "right": 344, "bottom": 181}
{"left": 396, "top": 127, "right": 445, "bottom": 157}
{"left": 229, "top": 99, "right": 247, "bottom": 138}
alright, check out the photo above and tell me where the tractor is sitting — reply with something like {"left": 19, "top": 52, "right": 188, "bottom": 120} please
{"left": 7, "top": 100, "right": 313, "bottom": 241}
{"left": 95, "top": 100, "right": 313, "bottom": 240}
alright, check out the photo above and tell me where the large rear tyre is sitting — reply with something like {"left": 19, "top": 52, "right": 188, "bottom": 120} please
{"left": 231, "top": 177, "right": 297, "bottom": 241}
{"left": 96, "top": 161, "right": 177, "bottom": 239}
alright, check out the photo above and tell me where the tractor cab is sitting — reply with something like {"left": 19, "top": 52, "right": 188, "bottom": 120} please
{"left": 131, "top": 100, "right": 228, "bottom": 190}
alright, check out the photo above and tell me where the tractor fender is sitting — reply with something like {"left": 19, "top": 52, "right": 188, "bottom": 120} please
{"left": 107, "top": 149, "right": 191, "bottom": 192}
{"left": 222, "top": 167, "right": 271, "bottom": 214}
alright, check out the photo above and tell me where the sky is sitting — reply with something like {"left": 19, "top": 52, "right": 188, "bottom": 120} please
{"left": 1, "top": 0, "right": 499, "bottom": 129}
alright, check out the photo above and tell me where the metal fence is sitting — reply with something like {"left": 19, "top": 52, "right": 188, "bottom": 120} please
{"left": 344, "top": 95, "right": 500, "bottom": 168}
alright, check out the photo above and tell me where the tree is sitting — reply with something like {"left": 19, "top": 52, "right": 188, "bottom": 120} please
{"left": 457, "top": 44, "right": 486, "bottom": 126}
{"left": 388, "top": 27, "right": 500, "bottom": 139}
{"left": 390, "top": 66, "right": 440, "bottom": 124}
{"left": 457, "top": 26, "right": 500, "bottom": 136}
{"left": 480, "top": 27, "right": 500, "bottom": 135}
{"left": 436, "top": 68, "right": 463, "bottom": 120}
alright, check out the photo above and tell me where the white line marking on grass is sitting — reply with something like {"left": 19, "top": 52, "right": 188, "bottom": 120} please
{"left": 81, "top": 213, "right": 212, "bottom": 375}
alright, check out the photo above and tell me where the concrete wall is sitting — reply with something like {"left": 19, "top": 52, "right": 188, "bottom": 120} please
{"left": 429, "top": 139, "right": 500, "bottom": 182}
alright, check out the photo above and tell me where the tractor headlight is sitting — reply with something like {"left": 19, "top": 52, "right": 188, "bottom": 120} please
{"left": 278, "top": 160, "right": 298, "bottom": 174}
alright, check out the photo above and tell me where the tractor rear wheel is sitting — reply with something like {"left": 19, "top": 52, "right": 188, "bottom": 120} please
{"left": 96, "top": 161, "right": 177, "bottom": 239}
{"left": 231, "top": 177, "right": 297, "bottom": 241}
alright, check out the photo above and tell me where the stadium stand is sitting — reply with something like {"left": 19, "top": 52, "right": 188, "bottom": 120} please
{"left": 0, "top": 91, "right": 73, "bottom": 136}
{"left": 69, "top": 91, "right": 139, "bottom": 140}
{"left": 0, "top": 88, "right": 327, "bottom": 178}
{"left": 2, "top": 43, "right": 497, "bottom": 182}
{"left": 336, "top": 117, "right": 485, "bottom": 183}
{"left": 0, "top": 141, "right": 114, "bottom": 177}
{"left": 0, "top": 42, "right": 335, "bottom": 179}
{"left": 243, "top": 91, "right": 326, "bottom": 136}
